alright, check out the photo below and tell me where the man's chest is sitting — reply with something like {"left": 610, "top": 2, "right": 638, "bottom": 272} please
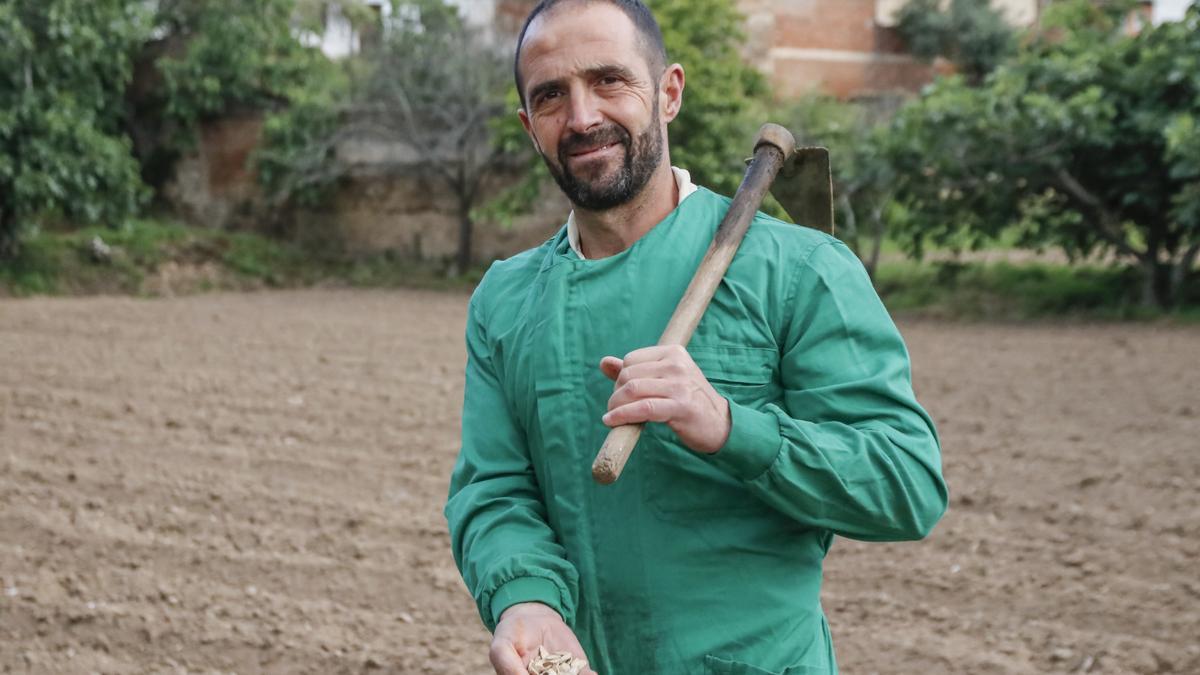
{"left": 490, "top": 260, "right": 785, "bottom": 450}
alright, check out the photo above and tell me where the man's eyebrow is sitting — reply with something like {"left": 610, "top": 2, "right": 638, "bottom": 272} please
{"left": 527, "top": 78, "right": 565, "bottom": 105}
{"left": 526, "top": 65, "right": 638, "bottom": 103}
{"left": 583, "top": 64, "right": 637, "bottom": 81}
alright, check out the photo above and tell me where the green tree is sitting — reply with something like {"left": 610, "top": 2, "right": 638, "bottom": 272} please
{"left": 650, "top": 0, "right": 770, "bottom": 195}
{"left": 254, "top": 63, "right": 351, "bottom": 215}
{"left": 885, "top": 1, "right": 1200, "bottom": 308}
{"left": 0, "top": 0, "right": 149, "bottom": 257}
{"left": 895, "top": 0, "right": 1016, "bottom": 85}
{"left": 782, "top": 96, "right": 901, "bottom": 278}
{"left": 154, "top": 0, "right": 334, "bottom": 129}
{"left": 127, "top": 0, "right": 338, "bottom": 190}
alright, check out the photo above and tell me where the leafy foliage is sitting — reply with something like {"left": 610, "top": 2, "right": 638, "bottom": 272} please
{"left": 884, "top": 0, "right": 1200, "bottom": 307}
{"left": 895, "top": 0, "right": 1016, "bottom": 84}
{"left": 871, "top": 259, "right": 1200, "bottom": 321}
{"left": 0, "top": 217, "right": 486, "bottom": 296}
{"left": 121, "top": 0, "right": 344, "bottom": 195}
{"left": 153, "top": 0, "right": 330, "bottom": 139}
{"left": 781, "top": 96, "right": 900, "bottom": 276}
{"left": 649, "top": 0, "right": 770, "bottom": 196}
{"left": 255, "top": 57, "right": 353, "bottom": 211}
{"left": 0, "top": 0, "right": 149, "bottom": 257}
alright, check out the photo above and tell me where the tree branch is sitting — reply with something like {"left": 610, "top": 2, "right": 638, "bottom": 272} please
{"left": 1054, "top": 168, "right": 1141, "bottom": 259}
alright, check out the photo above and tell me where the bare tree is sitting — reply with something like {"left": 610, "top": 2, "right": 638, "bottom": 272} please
{"left": 346, "top": 2, "right": 511, "bottom": 273}
{"left": 259, "top": 1, "right": 512, "bottom": 272}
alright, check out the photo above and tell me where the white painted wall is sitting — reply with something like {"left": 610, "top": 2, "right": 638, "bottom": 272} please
{"left": 445, "top": 0, "right": 497, "bottom": 29}
{"left": 313, "top": 0, "right": 392, "bottom": 60}
{"left": 1153, "top": 0, "right": 1193, "bottom": 23}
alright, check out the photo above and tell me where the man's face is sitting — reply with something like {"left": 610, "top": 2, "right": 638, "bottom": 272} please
{"left": 516, "top": 3, "right": 675, "bottom": 210}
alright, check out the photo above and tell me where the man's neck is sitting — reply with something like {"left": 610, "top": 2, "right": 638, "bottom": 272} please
{"left": 573, "top": 161, "right": 678, "bottom": 259}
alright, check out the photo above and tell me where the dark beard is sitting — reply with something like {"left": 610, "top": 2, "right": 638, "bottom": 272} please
{"left": 543, "top": 106, "right": 664, "bottom": 211}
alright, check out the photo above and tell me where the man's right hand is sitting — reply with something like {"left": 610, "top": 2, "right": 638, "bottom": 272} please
{"left": 490, "top": 602, "right": 595, "bottom": 675}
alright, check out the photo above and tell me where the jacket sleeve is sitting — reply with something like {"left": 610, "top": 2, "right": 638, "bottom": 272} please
{"left": 703, "top": 240, "right": 948, "bottom": 541}
{"left": 444, "top": 293, "right": 580, "bottom": 632}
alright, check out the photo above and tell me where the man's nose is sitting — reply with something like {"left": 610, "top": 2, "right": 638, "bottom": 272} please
{"left": 565, "top": 87, "right": 603, "bottom": 135}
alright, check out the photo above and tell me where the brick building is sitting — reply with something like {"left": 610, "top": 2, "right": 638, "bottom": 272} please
{"left": 480, "top": 0, "right": 1043, "bottom": 99}
{"left": 737, "top": 0, "right": 1040, "bottom": 99}
{"left": 482, "top": 0, "right": 1187, "bottom": 99}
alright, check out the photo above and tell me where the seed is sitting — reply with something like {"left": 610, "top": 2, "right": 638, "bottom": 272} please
{"left": 527, "top": 646, "right": 589, "bottom": 675}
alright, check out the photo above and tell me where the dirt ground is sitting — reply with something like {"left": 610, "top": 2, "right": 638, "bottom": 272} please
{"left": 2, "top": 289, "right": 1197, "bottom": 674}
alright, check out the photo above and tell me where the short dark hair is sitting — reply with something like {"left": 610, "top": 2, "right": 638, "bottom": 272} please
{"left": 513, "top": 0, "right": 668, "bottom": 108}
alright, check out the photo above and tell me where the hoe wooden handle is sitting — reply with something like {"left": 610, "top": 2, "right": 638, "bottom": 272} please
{"left": 591, "top": 123, "right": 796, "bottom": 485}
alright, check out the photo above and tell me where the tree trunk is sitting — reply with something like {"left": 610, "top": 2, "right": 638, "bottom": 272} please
{"left": 1140, "top": 257, "right": 1174, "bottom": 309}
{"left": 837, "top": 193, "right": 872, "bottom": 278}
{"left": 455, "top": 202, "right": 473, "bottom": 277}
{"left": 836, "top": 193, "right": 858, "bottom": 243}
{"left": 1136, "top": 225, "right": 1175, "bottom": 309}
{"left": 0, "top": 211, "right": 18, "bottom": 260}
{"left": 1168, "top": 243, "right": 1200, "bottom": 309}
{"left": 866, "top": 205, "right": 885, "bottom": 282}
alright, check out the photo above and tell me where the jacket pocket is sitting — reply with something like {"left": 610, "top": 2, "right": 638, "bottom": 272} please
{"left": 687, "top": 344, "right": 777, "bottom": 406}
{"left": 642, "top": 345, "right": 777, "bottom": 520}
{"left": 704, "top": 654, "right": 828, "bottom": 675}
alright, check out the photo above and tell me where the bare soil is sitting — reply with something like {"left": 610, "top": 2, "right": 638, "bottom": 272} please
{"left": 2, "top": 290, "right": 1197, "bottom": 674}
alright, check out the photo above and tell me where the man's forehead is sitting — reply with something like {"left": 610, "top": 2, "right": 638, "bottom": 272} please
{"left": 520, "top": 3, "right": 647, "bottom": 79}
{"left": 526, "top": 0, "right": 634, "bottom": 36}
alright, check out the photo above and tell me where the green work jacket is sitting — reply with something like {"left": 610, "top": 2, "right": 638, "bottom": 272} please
{"left": 445, "top": 187, "right": 947, "bottom": 675}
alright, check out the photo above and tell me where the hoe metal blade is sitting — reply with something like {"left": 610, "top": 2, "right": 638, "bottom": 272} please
{"left": 769, "top": 146, "right": 835, "bottom": 235}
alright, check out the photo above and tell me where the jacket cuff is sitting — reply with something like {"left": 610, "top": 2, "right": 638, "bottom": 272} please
{"left": 489, "top": 576, "right": 565, "bottom": 629}
{"left": 704, "top": 399, "right": 781, "bottom": 481}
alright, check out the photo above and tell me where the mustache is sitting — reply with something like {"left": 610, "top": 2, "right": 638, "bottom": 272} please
{"left": 558, "top": 124, "right": 631, "bottom": 157}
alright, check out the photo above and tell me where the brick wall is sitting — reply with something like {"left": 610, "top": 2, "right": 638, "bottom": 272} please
{"left": 741, "top": 0, "right": 1033, "bottom": 99}
{"left": 748, "top": 0, "right": 1041, "bottom": 99}
{"left": 500, "top": 0, "right": 1013, "bottom": 99}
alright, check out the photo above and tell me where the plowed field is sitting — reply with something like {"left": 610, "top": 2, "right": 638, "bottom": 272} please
{"left": 2, "top": 290, "right": 1197, "bottom": 674}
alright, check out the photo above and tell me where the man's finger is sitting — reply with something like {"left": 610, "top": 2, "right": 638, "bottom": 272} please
{"left": 621, "top": 344, "right": 685, "bottom": 366}
{"left": 488, "top": 641, "right": 527, "bottom": 675}
{"left": 599, "top": 356, "right": 623, "bottom": 382}
{"left": 602, "top": 397, "right": 679, "bottom": 426}
{"left": 607, "top": 378, "right": 677, "bottom": 411}
{"left": 612, "top": 360, "right": 675, "bottom": 388}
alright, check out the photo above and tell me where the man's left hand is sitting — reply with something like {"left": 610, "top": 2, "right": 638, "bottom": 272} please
{"left": 599, "top": 345, "right": 731, "bottom": 454}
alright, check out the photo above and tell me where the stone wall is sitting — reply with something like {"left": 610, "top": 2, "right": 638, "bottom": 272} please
{"left": 164, "top": 115, "right": 568, "bottom": 265}
{"left": 164, "top": 114, "right": 265, "bottom": 230}
{"left": 289, "top": 169, "right": 569, "bottom": 263}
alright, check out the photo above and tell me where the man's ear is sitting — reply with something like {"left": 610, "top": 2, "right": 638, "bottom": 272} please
{"left": 518, "top": 108, "right": 544, "bottom": 155}
{"left": 660, "top": 63, "right": 685, "bottom": 124}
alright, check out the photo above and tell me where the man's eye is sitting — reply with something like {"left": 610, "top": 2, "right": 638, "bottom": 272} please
{"left": 599, "top": 76, "right": 620, "bottom": 86}
{"left": 534, "top": 91, "right": 561, "bottom": 107}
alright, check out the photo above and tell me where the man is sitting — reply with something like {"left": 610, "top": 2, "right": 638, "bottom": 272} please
{"left": 445, "top": 1, "right": 948, "bottom": 673}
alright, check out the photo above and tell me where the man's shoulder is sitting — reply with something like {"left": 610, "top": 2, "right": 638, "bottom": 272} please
{"left": 694, "top": 186, "right": 843, "bottom": 266}
{"left": 469, "top": 228, "right": 564, "bottom": 315}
